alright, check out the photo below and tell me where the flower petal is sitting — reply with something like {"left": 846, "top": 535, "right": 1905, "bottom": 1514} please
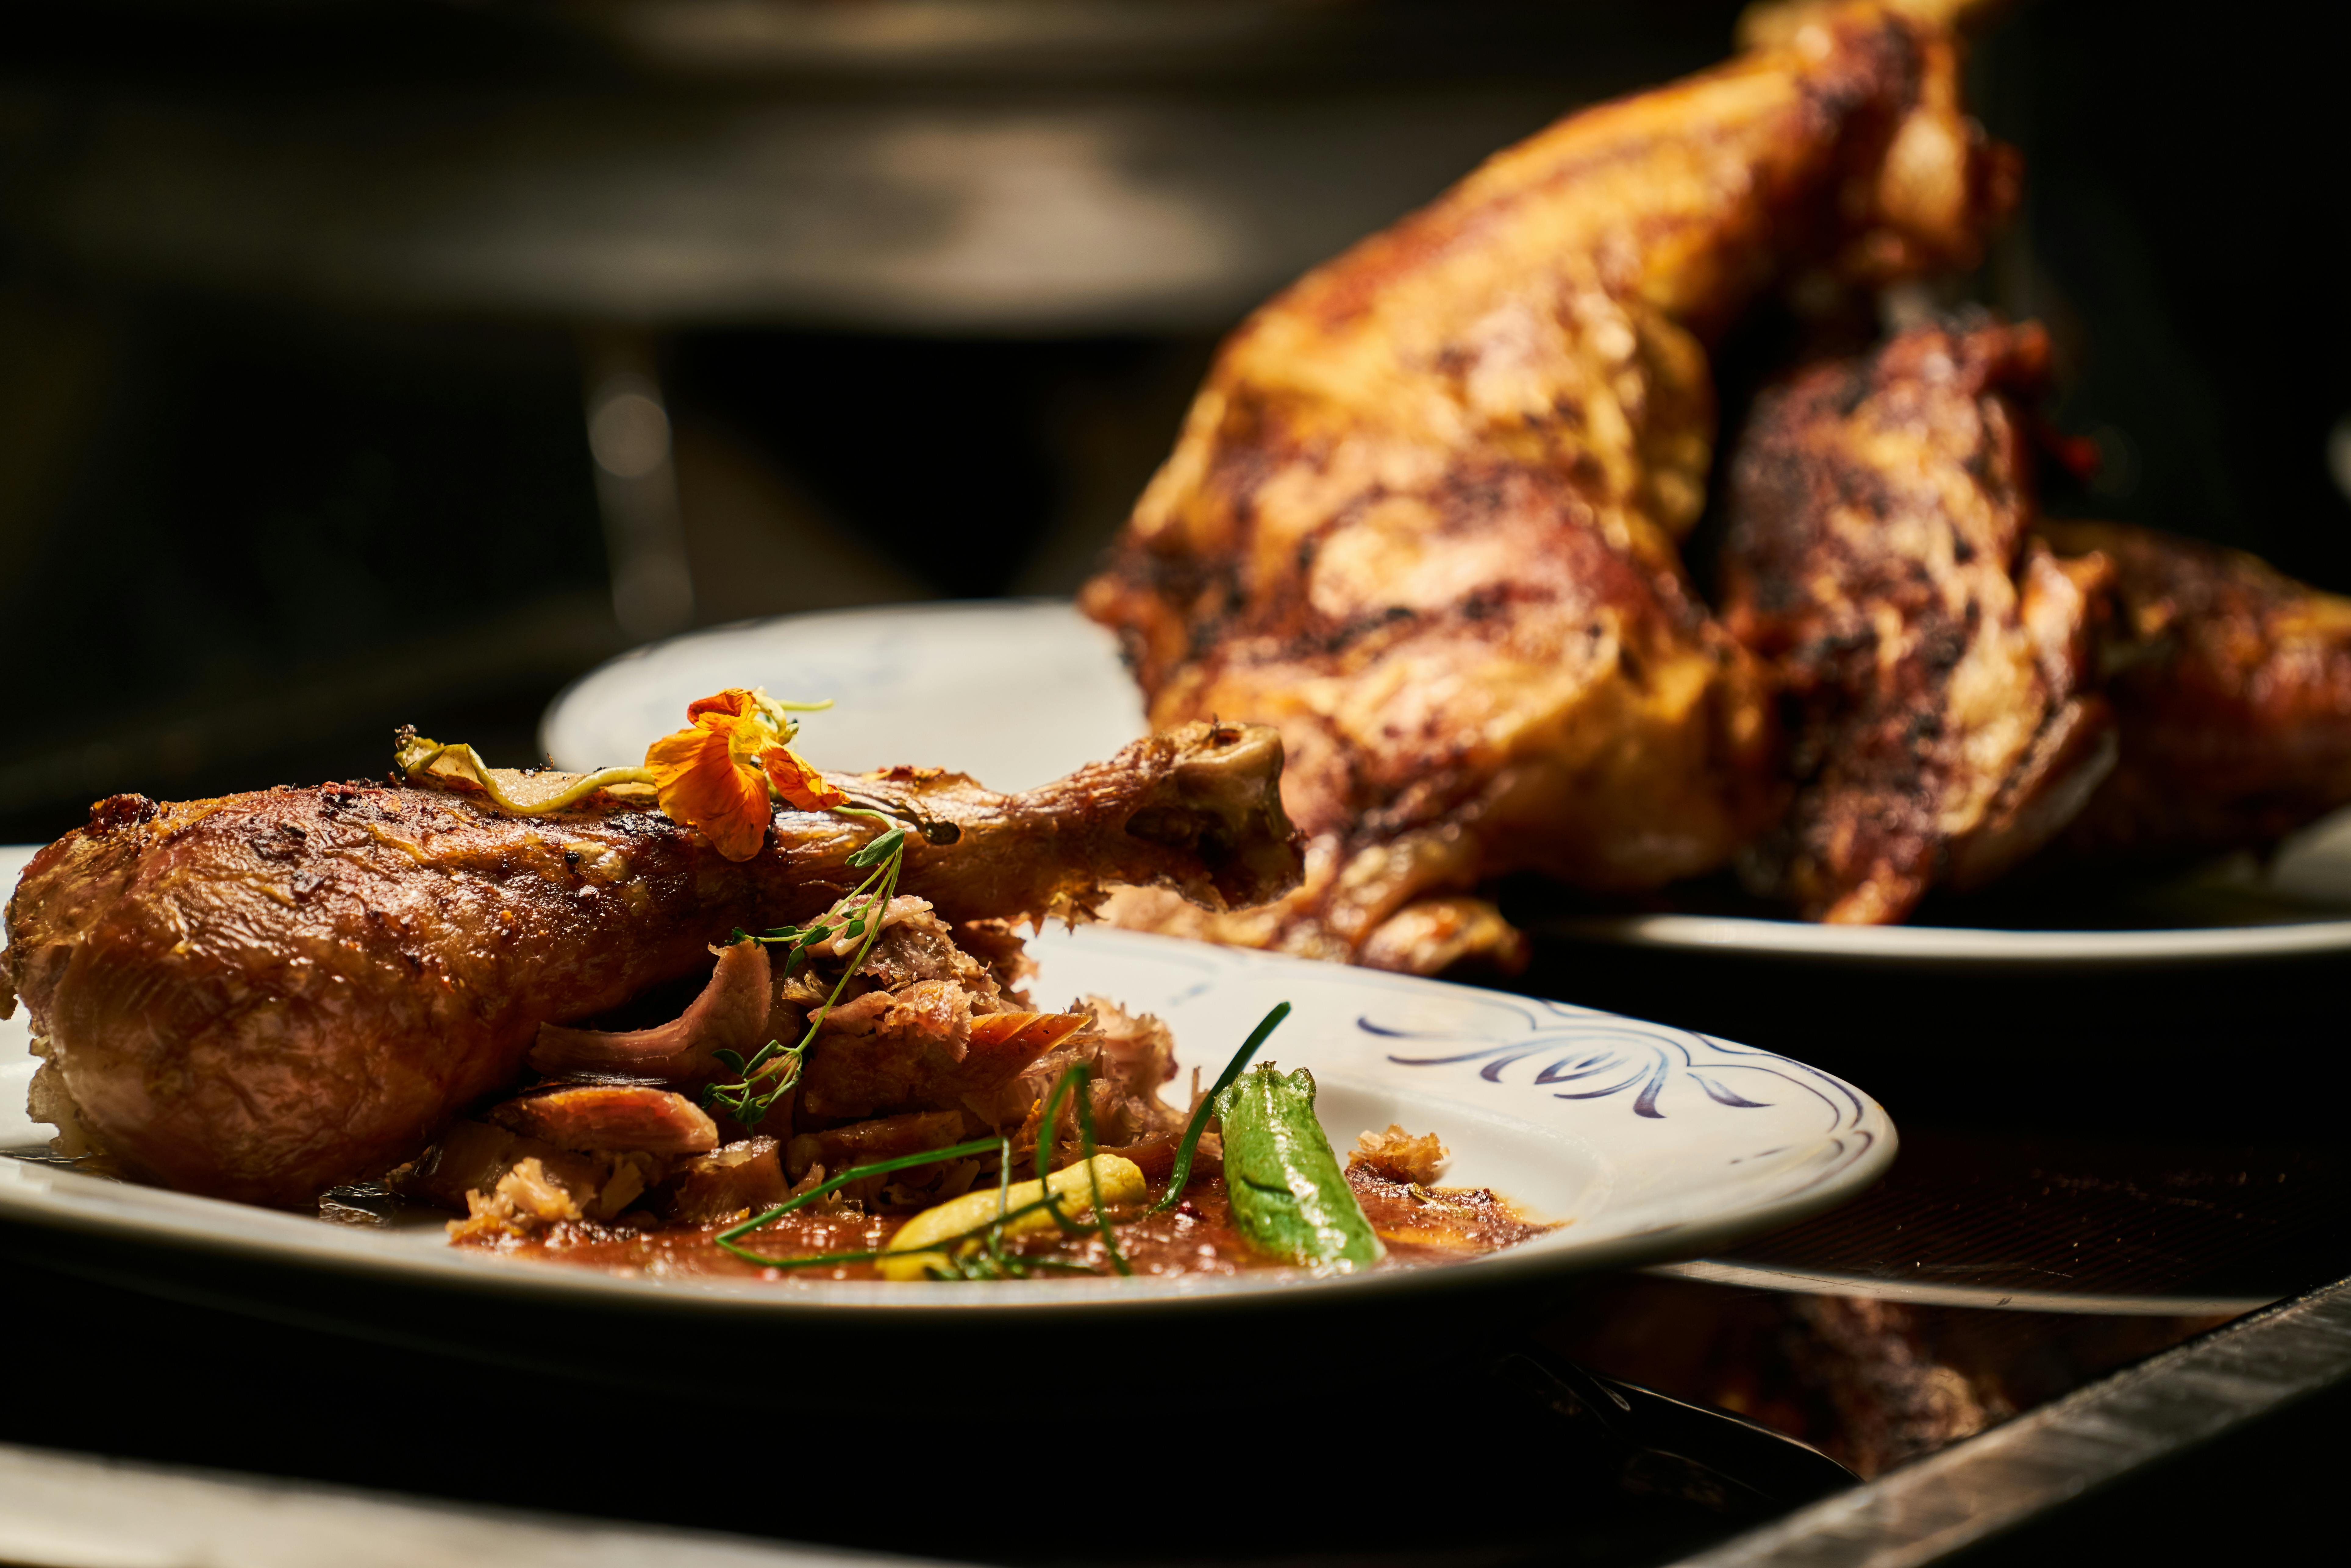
{"left": 647, "top": 725, "right": 772, "bottom": 861}
{"left": 685, "top": 688, "right": 760, "bottom": 725}
{"left": 765, "top": 746, "right": 847, "bottom": 811}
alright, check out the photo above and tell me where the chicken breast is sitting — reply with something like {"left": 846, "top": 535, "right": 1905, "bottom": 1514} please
{"left": 1082, "top": 2, "right": 2016, "bottom": 970}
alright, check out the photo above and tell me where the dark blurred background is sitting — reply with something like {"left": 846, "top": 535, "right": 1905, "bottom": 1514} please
{"left": 0, "top": 0, "right": 2342, "bottom": 844}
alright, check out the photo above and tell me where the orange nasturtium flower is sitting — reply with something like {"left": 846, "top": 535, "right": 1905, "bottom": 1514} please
{"left": 643, "top": 687, "right": 844, "bottom": 861}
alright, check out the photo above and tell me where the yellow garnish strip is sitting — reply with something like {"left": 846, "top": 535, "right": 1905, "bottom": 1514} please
{"left": 396, "top": 736, "right": 655, "bottom": 817}
{"left": 397, "top": 687, "right": 844, "bottom": 859}
{"left": 878, "top": 1154, "right": 1145, "bottom": 1281}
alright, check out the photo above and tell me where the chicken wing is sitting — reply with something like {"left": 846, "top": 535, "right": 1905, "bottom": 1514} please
{"left": 1718, "top": 318, "right": 2116, "bottom": 923}
{"left": 2041, "top": 520, "right": 2351, "bottom": 861}
{"left": 1081, "top": 2, "right": 2015, "bottom": 970}
{"left": 0, "top": 722, "right": 1299, "bottom": 1206}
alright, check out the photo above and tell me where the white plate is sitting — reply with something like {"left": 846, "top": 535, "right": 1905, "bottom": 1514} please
{"left": 0, "top": 850, "right": 1891, "bottom": 1313}
{"left": 543, "top": 601, "right": 2351, "bottom": 967}
{"left": 541, "top": 599, "right": 1145, "bottom": 793}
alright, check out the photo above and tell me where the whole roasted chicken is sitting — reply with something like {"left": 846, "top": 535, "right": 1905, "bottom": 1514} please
{"left": 0, "top": 723, "right": 1300, "bottom": 1207}
{"left": 1081, "top": 1, "right": 2016, "bottom": 971}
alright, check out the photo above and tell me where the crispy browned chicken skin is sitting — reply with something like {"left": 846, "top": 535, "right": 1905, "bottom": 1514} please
{"left": 2042, "top": 521, "right": 2351, "bottom": 861}
{"left": 1081, "top": 3, "right": 2015, "bottom": 970}
{"left": 0, "top": 722, "right": 1299, "bottom": 1207}
{"left": 1718, "top": 318, "right": 2117, "bottom": 922}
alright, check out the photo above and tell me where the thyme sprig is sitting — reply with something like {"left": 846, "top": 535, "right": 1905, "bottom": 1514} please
{"left": 703, "top": 807, "right": 908, "bottom": 1128}
{"left": 753, "top": 813, "right": 910, "bottom": 978}
{"left": 704, "top": 1038, "right": 804, "bottom": 1128}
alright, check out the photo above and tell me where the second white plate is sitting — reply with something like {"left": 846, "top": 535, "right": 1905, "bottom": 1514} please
{"left": 541, "top": 601, "right": 2351, "bottom": 968}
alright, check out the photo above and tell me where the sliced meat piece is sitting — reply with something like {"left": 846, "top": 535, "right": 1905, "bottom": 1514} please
{"left": 1350, "top": 1124, "right": 1449, "bottom": 1185}
{"left": 660, "top": 1137, "right": 788, "bottom": 1224}
{"left": 797, "top": 993, "right": 1087, "bottom": 1121}
{"left": 393, "top": 1118, "right": 653, "bottom": 1230}
{"left": 785, "top": 1109, "right": 968, "bottom": 1180}
{"left": 490, "top": 1085, "right": 719, "bottom": 1156}
{"left": 528, "top": 939, "right": 772, "bottom": 1085}
{"left": 795, "top": 981, "right": 972, "bottom": 1118}
{"left": 391, "top": 1118, "right": 594, "bottom": 1210}
{"left": 957, "top": 1012, "right": 1091, "bottom": 1088}
{"left": 979, "top": 996, "right": 1187, "bottom": 1164}
{"left": 799, "top": 896, "right": 998, "bottom": 995}
{"left": 951, "top": 920, "right": 1038, "bottom": 1003}
{"left": 717, "top": 886, "right": 1090, "bottom": 1124}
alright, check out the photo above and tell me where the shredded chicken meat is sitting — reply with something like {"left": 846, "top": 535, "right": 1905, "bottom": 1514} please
{"left": 406, "top": 891, "right": 1190, "bottom": 1242}
{"left": 1351, "top": 1124, "right": 1451, "bottom": 1186}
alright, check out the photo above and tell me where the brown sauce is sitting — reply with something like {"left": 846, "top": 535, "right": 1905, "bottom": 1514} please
{"left": 480, "top": 1169, "right": 1557, "bottom": 1283}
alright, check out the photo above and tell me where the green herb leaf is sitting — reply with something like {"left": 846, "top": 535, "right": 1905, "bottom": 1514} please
{"left": 754, "top": 812, "right": 910, "bottom": 1131}
{"left": 1144, "top": 1001, "right": 1291, "bottom": 1216}
{"left": 1026, "top": 1061, "right": 1132, "bottom": 1276}
{"left": 1071, "top": 1064, "right": 1132, "bottom": 1277}
{"left": 1216, "top": 1062, "right": 1383, "bottom": 1272}
{"left": 847, "top": 828, "right": 908, "bottom": 868}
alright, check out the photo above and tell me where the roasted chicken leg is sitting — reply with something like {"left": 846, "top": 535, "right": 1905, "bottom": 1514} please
{"left": 1081, "top": 2, "right": 2015, "bottom": 971}
{"left": 1718, "top": 317, "right": 2117, "bottom": 922}
{"left": 0, "top": 722, "right": 1300, "bottom": 1206}
{"left": 2041, "top": 521, "right": 2351, "bottom": 862}
{"left": 1715, "top": 322, "right": 2351, "bottom": 915}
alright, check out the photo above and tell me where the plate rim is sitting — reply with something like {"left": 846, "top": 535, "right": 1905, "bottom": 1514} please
{"left": 1546, "top": 911, "right": 2351, "bottom": 964}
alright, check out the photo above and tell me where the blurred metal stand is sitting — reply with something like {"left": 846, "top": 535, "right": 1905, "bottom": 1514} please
{"left": 0, "top": 0, "right": 1726, "bottom": 610}
{"left": 6, "top": 2, "right": 1708, "bottom": 332}
{"left": 580, "top": 330, "right": 695, "bottom": 640}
